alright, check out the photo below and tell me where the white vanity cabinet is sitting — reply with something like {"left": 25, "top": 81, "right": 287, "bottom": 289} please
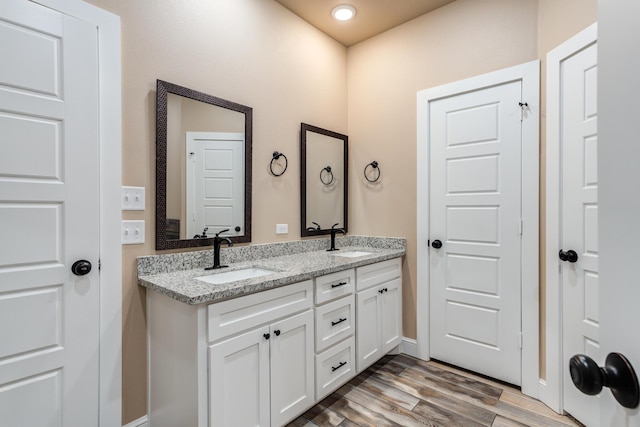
{"left": 147, "top": 280, "right": 314, "bottom": 427}
{"left": 355, "top": 258, "right": 403, "bottom": 372}
{"left": 313, "top": 269, "right": 357, "bottom": 400}
{"left": 146, "top": 256, "right": 403, "bottom": 427}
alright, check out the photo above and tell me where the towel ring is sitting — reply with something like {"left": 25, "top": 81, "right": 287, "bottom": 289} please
{"left": 270, "top": 151, "right": 288, "bottom": 176}
{"left": 364, "top": 160, "right": 381, "bottom": 183}
{"left": 320, "top": 166, "right": 334, "bottom": 185}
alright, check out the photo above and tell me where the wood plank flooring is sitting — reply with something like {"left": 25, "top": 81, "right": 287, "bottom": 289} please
{"left": 287, "top": 354, "right": 582, "bottom": 427}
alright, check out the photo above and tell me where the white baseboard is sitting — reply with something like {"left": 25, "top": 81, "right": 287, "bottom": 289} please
{"left": 400, "top": 337, "right": 418, "bottom": 358}
{"left": 123, "top": 416, "right": 148, "bottom": 427}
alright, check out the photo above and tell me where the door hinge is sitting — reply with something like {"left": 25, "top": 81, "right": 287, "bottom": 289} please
{"left": 98, "top": 258, "right": 101, "bottom": 271}
{"left": 519, "top": 332, "right": 523, "bottom": 349}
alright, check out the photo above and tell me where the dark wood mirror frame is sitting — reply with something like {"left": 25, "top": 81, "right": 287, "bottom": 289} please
{"left": 155, "top": 79, "right": 253, "bottom": 250}
{"left": 300, "top": 123, "right": 348, "bottom": 237}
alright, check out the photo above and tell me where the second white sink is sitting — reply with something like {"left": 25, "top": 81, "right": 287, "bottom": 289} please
{"left": 331, "top": 251, "right": 373, "bottom": 258}
{"left": 196, "top": 268, "right": 277, "bottom": 285}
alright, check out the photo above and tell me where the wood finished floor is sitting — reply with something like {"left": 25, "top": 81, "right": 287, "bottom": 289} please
{"left": 288, "top": 354, "right": 582, "bottom": 427}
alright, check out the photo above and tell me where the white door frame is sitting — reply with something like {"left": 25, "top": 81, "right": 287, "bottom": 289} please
{"left": 542, "top": 23, "right": 598, "bottom": 414}
{"left": 31, "top": 0, "right": 123, "bottom": 424}
{"left": 416, "top": 60, "right": 540, "bottom": 397}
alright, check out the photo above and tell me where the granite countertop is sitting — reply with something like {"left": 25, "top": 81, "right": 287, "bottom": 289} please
{"left": 138, "top": 242, "right": 405, "bottom": 305}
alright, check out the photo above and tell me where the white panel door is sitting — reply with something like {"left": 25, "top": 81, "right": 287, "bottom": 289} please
{"left": 429, "top": 81, "right": 523, "bottom": 385}
{"left": 270, "top": 310, "right": 314, "bottom": 427}
{"left": 561, "top": 42, "right": 600, "bottom": 426}
{"left": 599, "top": 1, "right": 640, "bottom": 425}
{"left": 186, "top": 132, "right": 244, "bottom": 238}
{"left": 0, "top": 1, "right": 99, "bottom": 426}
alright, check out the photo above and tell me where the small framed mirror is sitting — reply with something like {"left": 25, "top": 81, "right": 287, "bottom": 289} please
{"left": 300, "top": 123, "right": 348, "bottom": 237}
{"left": 156, "top": 80, "right": 252, "bottom": 250}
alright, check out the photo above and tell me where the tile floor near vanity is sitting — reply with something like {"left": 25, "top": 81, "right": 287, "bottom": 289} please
{"left": 288, "top": 354, "right": 582, "bottom": 427}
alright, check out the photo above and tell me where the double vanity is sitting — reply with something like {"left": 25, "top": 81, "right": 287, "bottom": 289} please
{"left": 139, "top": 236, "right": 405, "bottom": 427}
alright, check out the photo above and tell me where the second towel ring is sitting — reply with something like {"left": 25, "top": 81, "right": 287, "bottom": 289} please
{"left": 270, "top": 151, "right": 288, "bottom": 176}
{"left": 364, "top": 160, "right": 381, "bottom": 183}
{"left": 320, "top": 166, "right": 334, "bottom": 185}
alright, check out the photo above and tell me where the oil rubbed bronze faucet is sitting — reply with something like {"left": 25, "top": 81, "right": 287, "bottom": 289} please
{"left": 327, "top": 223, "right": 346, "bottom": 252}
{"left": 205, "top": 229, "right": 233, "bottom": 270}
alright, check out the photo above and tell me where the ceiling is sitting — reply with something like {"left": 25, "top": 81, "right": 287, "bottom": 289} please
{"left": 275, "top": 0, "right": 456, "bottom": 47}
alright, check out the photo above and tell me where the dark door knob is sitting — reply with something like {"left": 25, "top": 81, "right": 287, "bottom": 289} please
{"left": 559, "top": 249, "right": 578, "bottom": 263}
{"left": 570, "top": 353, "right": 640, "bottom": 409}
{"left": 71, "top": 260, "right": 92, "bottom": 276}
{"left": 431, "top": 239, "right": 442, "bottom": 249}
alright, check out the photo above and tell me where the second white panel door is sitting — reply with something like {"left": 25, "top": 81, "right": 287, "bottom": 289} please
{"left": 429, "top": 81, "right": 523, "bottom": 386}
{"left": 561, "top": 41, "right": 599, "bottom": 426}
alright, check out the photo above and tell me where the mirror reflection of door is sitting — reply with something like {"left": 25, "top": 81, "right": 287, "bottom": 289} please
{"left": 186, "top": 132, "right": 245, "bottom": 239}
{"left": 165, "top": 91, "right": 246, "bottom": 240}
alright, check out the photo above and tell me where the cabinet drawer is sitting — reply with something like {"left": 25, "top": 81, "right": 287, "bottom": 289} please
{"left": 356, "top": 258, "right": 401, "bottom": 291}
{"left": 315, "top": 336, "right": 355, "bottom": 400}
{"left": 207, "top": 280, "right": 313, "bottom": 342}
{"left": 315, "top": 295, "right": 355, "bottom": 352}
{"left": 315, "top": 269, "right": 355, "bottom": 305}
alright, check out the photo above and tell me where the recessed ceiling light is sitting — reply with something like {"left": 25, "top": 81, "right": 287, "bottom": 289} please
{"left": 332, "top": 4, "right": 356, "bottom": 21}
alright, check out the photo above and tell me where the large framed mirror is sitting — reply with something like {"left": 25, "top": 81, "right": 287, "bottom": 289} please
{"left": 300, "top": 123, "right": 348, "bottom": 237}
{"left": 156, "top": 80, "right": 252, "bottom": 250}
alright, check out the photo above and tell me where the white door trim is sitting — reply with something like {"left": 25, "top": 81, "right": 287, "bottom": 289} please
{"left": 543, "top": 23, "right": 598, "bottom": 414}
{"left": 31, "top": 0, "right": 123, "bottom": 424}
{"left": 416, "top": 60, "right": 540, "bottom": 397}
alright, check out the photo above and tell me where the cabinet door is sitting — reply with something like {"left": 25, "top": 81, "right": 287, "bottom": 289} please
{"left": 380, "top": 277, "right": 402, "bottom": 354}
{"left": 209, "top": 327, "right": 270, "bottom": 427}
{"left": 270, "top": 310, "right": 314, "bottom": 427}
{"left": 356, "top": 286, "right": 382, "bottom": 372}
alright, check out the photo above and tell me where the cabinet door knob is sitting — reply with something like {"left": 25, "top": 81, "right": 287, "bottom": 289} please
{"left": 570, "top": 353, "right": 640, "bottom": 408}
{"left": 274, "top": 330, "right": 281, "bottom": 337}
{"left": 263, "top": 333, "right": 270, "bottom": 340}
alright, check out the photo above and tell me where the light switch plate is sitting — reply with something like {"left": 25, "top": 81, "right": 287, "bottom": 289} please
{"left": 122, "top": 186, "right": 145, "bottom": 210}
{"left": 276, "top": 224, "right": 288, "bottom": 234}
{"left": 122, "top": 220, "right": 145, "bottom": 244}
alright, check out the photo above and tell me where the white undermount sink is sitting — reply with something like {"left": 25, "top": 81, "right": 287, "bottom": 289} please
{"left": 195, "top": 268, "right": 277, "bottom": 285}
{"left": 331, "top": 251, "right": 373, "bottom": 258}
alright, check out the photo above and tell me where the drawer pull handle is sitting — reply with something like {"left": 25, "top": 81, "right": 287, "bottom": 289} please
{"left": 331, "top": 317, "right": 347, "bottom": 326}
{"left": 331, "top": 361, "right": 347, "bottom": 372}
{"left": 331, "top": 281, "right": 348, "bottom": 288}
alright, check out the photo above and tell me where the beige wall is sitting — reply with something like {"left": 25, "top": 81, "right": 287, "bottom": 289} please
{"left": 82, "top": 0, "right": 596, "bottom": 423}
{"left": 85, "top": 0, "right": 347, "bottom": 423}
{"left": 347, "top": 0, "right": 539, "bottom": 341}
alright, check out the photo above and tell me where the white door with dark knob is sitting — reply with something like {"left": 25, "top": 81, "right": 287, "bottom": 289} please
{"left": 598, "top": 1, "right": 640, "bottom": 425}
{"left": 558, "top": 34, "right": 600, "bottom": 426}
{"left": 0, "top": 0, "right": 100, "bottom": 425}
{"left": 427, "top": 77, "right": 524, "bottom": 386}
